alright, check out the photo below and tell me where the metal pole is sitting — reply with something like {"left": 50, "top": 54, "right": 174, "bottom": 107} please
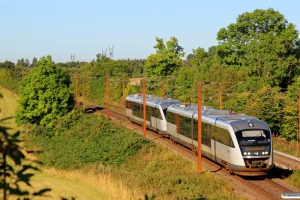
{"left": 75, "top": 71, "right": 78, "bottom": 107}
{"left": 198, "top": 82, "right": 202, "bottom": 174}
{"left": 82, "top": 78, "right": 84, "bottom": 107}
{"left": 219, "top": 83, "right": 222, "bottom": 110}
{"left": 122, "top": 79, "right": 125, "bottom": 108}
{"left": 143, "top": 76, "right": 147, "bottom": 138}
{"left": 297, "top": 88, "right": 300, "bottom": 156}
{"left": 106, "top": 73, "right": 109, "bottom": 119}
{"left": 162, "top": 81, "right": 165, "bottom": 98}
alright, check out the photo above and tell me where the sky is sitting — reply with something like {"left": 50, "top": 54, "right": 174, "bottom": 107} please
{"left": 1, "top": 0, "right": 299, "bottom": 64}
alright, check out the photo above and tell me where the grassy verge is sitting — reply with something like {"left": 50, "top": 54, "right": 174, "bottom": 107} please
{"left": 273, "top": 137, "right": 300, "bottom": 158}
{"left": 0, "top": 86, "right": 19, "bottom": 132}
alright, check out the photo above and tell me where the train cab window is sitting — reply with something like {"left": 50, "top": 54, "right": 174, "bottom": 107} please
{"left": 236, "top": 130, "right": 270, "bottom": 145}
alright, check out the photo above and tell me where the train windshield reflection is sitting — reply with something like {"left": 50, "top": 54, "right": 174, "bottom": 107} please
{"left": 235, "top": 130, "right": 271, "bottom": 145}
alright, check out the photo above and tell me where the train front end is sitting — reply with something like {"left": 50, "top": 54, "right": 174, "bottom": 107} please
{"left": 231, "top": 119, "right": 273, "bottom": 176}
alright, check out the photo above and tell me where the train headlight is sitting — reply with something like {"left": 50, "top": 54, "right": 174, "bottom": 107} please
{"left": 265, "top": 151, "right": 268, "bottom": 154}
{"left": 244, "top": 152, "right": 247, "bottom": 155}
{"left": 262, "top": 152, "right": 265, "bottom": 155}
{"left": 247, "top": 152, "right": 251, "bottom": 155}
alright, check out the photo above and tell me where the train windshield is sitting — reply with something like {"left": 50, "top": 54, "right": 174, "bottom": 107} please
{"left": 235, "top": 130, "right": 271, "bottom": 145}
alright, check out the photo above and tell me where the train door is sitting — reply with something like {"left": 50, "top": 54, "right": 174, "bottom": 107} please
{"left": 149, "top": 106, "right": 157, "bottom": 130}
{"left": 154, "top": 106, "right": 163, "bottom": 131}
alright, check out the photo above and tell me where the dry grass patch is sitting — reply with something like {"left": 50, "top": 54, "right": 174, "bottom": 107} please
{"left": 0, "top": 87, "right": 19, "bottom": 132}
{"left": 41, "top": 166, "right": 143, "bottom": 200}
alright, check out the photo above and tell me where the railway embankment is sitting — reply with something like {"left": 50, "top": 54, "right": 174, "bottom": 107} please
{"left": 273, "top": 150, "right": 300, "bottom": 170}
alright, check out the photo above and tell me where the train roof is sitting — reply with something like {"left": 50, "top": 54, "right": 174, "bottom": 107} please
{"left": 126, "top": 94, "right": 181, "bottom": 107}
{"left": 167, "top": 103, "right": 259, "bottom": 123}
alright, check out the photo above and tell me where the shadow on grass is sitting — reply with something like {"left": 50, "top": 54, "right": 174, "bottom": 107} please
{"left": 85, "top": 106, "right": 103, "bottom": 113}
{"left": 139, "top": 194, "right": 207, "bottom": 200}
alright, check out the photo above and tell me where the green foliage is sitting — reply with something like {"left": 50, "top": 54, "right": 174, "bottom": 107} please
{"left": 273, "top": 137, "right": 299, "bottom": 156}
{"left": 124, "top": 83, "right": 138, "bottom": 97}
{"left": 78, "top": 59, "right": 132, "bottom": 105}
{"left": 280, "top": 79, "right": 300, "bottom": 141}
{"left": 173, "top": 66, "right": 198, "bottom": 102}
{"left": 0, "top": 117, "right": 51, "bottom": 199}
{"left": 216, "top": 8, "right": 300, "bottom": 88}
{"left": 16, "top": 56, "right": 73, "bottom": 127}
{"left": 286, "top": 170, "right": 300, "bottom": 189}
{"left": 0, "top": 68, "right": 22, "bottom": 93}
{"left": 0, "top": 60, "right": 15, "bottom": 69}
{"left": 16, "top": 58, "right": 30, "bottom": 68}
{"left": 25, "top": 110, "right": 152, "bottom": 169}
{"left": 120, "top": 59, "right": 145, "bottom": 78}
{"left": 145, "top": 37, "right": 185, "bottom": 77}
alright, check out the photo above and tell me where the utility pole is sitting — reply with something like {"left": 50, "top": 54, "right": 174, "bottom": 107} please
{"left": 297, "top": 88, "right": 300, "bottom": 156}
{"left": 122, "top": 79, "right": 125, "bottom": 108}
{"left": 162, "top": 81, "right": 165, "bottom": 98}
{"left": 71, "top": 54, "right": 75, "bottom": 62}
{"left": 219, "top": 83, "right": 222, "bottom": 110}
{"left": 106, "top": 73, "right": 109, "bottom": 119}
{"left": 102, "top": 48, "right": 107, "bottom": 58}
{"left": 108, "top": 45, "right": 114, "bottom": 59}
{"left": 75, "top": 71, "right": 78, "bottom": 107}
{"left": 198, "top": 82, "right": 202, "bottom": 174}
{"left": 82, "top": 78, "right": 84, "bottom": 107}
{"left": 143, "top": 76, "right": 146, "bottom": 138}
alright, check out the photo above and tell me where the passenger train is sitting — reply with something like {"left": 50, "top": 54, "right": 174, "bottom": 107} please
{"left": 125, "top": 94, "right": 273, "bottom": 176}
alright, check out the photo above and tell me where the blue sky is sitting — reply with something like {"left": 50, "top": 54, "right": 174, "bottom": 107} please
{"left": 1, "top": 0, "right": 299, "bottom": 64}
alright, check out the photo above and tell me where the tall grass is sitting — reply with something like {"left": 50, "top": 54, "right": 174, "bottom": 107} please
{"left": 0, "top": 87, "right": 19, "bottom": 132}
{"left": 273, "top": 136, "right": 300, "bottom": 158}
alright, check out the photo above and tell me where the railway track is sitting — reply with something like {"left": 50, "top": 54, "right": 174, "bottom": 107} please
{"left": 92, "top": 105, "right": 300, "bottom": 199}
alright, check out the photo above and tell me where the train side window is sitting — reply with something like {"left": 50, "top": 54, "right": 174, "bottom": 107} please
{"left": 179, "top": 115, "right": 192, "bottom": 139}
{"left": 166, "top": 111, "right": 175, "bottom": 124}
{"left": 132, "top": 102, "right": 142, "bottom": 118}
{"left": 202, "top": 122, "right": 211, "bottom": 147}
{"left": 211, "top": 125, "right": 233, "bottom": 147}
{"left": 146, "top": 106, "right": 151, "bottom": 121}
{"left": 193, "top": 119, "right": 198, "bottom": 141}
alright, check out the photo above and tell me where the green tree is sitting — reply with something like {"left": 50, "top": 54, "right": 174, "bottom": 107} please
{"left": 30, "top": 57, "right": 38, "bottom": 68}
{"left": 16, "top": 55, "right": 73, "bottom": 127}
{"left": 173, "top": 65, "right": 198, "bottom": 102}
{"left": 0, "top": 61, "right": 15, "bottom": 69}
{"left": 216, "top": 8, "right": 300, "bottom": 88}
{"left": 145, "top": 37, "right": 185, "bottom": 77}
{"left": 16, "top": 58, "right": 30, "bottom": 68}
{"left": 280, "top": 78, "right": 300, "bottom": 141}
